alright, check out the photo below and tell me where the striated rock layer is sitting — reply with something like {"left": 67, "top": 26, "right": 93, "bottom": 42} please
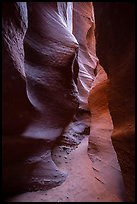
{"left": 5, "top": 53, "right": 126, "bottom": 203}
{"left": 3, "top": 2, "right": 78, "bottom": 196}
{"left": 73, "top": 2, "right": 98, "bottom": 110}
{"left": 23, "top": 2, "right": 79, "bottom": 140}
{"left": 3, "top": 2, "right": 134, "bottom": 202}
{"left": 2, "top": 2, "right": 31, "bottom": 136}
{"left": 2, "top": 2, "right": 96, "bottom": 197}
{"left": 88, "top": 64, "right": 126, "bottom": 201}
{"left": 93, "top": 2, "right": 135, "bottom": 201}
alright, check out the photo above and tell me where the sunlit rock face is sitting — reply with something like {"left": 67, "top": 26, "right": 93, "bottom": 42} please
{"left": 73, "top": 2, "right": 98, "bottom": 110}
{"left": 23, "top": 2, "right": 79, "bottom": 140}
{"left": 93, "top": 2, "right": 135, "bottom": 201}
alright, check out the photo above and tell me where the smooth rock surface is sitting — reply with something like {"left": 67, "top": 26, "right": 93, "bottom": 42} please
{"left": 3, "top": 2, "right": 134, "bottom": 202}
{"left": 93, "top": 2, "right": 135, "bottom": 201}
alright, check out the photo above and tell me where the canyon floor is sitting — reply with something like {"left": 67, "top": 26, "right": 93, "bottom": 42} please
{"left": 6, "top": 112, "right": 126, "bottom": 202}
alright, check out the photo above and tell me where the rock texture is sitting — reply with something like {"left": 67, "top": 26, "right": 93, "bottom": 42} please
{"left": 23, "top": 2, "right": 79, "bottom": 140}
{"left": 2, "top": 2, "right": 32, "bottom": 136}
{"left": 73, "top": 2, "right": 98, "bottom": 110}
{"left": 2, "top": 2, "right": 79, "bottom": 196}
{"left": 3, "top": 1, "right": 134, "bottom": 202}
{"left": 3, "top": 2, "right": 96, "bottom": 197}
{"left": 7, "top": 136, "right": 125, "bottom": 202}
{"left": 5, "top": 64, "right": 126, "bottom": 202}
{"left": 88, "top": 64, "right": 126, "bottom": 201}
{"left": 93, "top": 2, "right": 135, "bottom": 202}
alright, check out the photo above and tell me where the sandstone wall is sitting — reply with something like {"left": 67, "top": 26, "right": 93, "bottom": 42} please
{"left": 3, "top": 2, "right": 134, "bottom": 202}
{"left": 2, "top": 2, "right": 96, "bottom": 196}
{"left": 93, "top": 2, "right": 135, "bottom": 201}
{"left": 2, "top": 2, "right": 79, "bottom": 195}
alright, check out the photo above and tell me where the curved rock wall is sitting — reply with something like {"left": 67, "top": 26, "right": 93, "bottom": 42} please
{"left": 93, "top": 2, "right": 135, "bottom": 201}
{"left": 3, "top": 2, "right": 134, "bottom": 202}
{"left": 3, "top": 2, "right": 96, "bottom": 197}
{"left": 73, "top": 2, "right": 98, "bottom": 110}
{"left": 23, "top": 2, "right": 79, "bottom": 140}
{"left": 88, "top": 64, "right": 126, "bottom": 201}
{"left": 2, "top": 2, "right": 79, "bottom": 196}
{"left": 2, "top": 2, "right": 33, "bottom": 136}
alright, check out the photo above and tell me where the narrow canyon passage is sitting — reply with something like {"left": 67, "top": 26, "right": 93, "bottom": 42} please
{"left": 7, "top": 113, "right": 125, "bottom": 202}
{"left": 3, "top": 2, "right": 134, "bottom": 202}
{"left": 7, "top": 62, "right": 126, "bottom": 202}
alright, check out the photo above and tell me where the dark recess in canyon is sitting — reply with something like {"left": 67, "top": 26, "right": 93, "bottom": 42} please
{"left": 93, "top": 2, "right": 135, "bottom": 202}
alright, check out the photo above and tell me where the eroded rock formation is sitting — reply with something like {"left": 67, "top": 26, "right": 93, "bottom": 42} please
{"left": 93, "top": 2, "right": 135, "bottom": 201}
{"left": 73, "top": 2, "right": 98, "bottom": 110}
{"left": 23, "top": 2, "right": 79, "bottom": 140}
{"left": 3, "top": 2, "right": 96, "bottom": 197}
{"left": 2, "top": 2, "right": 134, "bottom": 202}
{"left": 3, "top": 2, "right": 78, "bottom": 196}
{"left": 88, "top": 64, "right": 126, "bottom": 201}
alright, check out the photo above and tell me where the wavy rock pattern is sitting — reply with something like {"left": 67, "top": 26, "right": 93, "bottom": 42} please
{"left": 93, "top": 2, "right": 135, "bottom": 201}
{"left": 3, "top": 2, "right": 79, "bottom": 196}
{"left": 2, "top": 2, "right": 134, "bottom": 202}
{"left": 23, "top": 2, "right": 79, "bottom": 140}
{"left": 73, "top": 2, "right": 98, "bottom": 110}
{"left": 3, "top": 2, "right": 94, "bottom": 196}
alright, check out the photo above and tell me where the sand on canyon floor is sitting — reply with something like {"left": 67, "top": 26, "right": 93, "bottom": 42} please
{"left": 7, "top": 120, "right": 126, "bottom": 202}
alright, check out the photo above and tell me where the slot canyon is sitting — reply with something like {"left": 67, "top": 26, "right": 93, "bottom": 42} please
{"left": 2, "top": 2, "right": 135, "bottom": 202}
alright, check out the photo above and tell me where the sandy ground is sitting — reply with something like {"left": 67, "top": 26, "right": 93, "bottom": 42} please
{"left": 6, "top": 95, "right": 126, "bottom": 202}
{"left": 7, "top": 121, "right": 126, "bottom": 202}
